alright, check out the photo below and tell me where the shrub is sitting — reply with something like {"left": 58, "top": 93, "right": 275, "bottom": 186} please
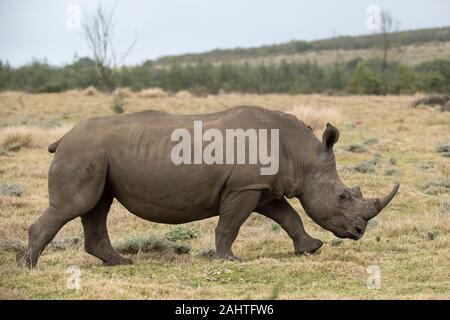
{"left": 385, "top": 168, "right": 400, "bottom": 176}
{"left": 111, "top": 95, "right": 126, "bottom": 114}
{"left": 48, "top": 236, "right": 82, "bottom": 250}
{"left": 353, "top": 160, "right": 376, "bottom": 173}
{"left": 197, "top": 249, "right": 216, "bottom": 259}
{"left": 37, "top": 83, "right": 64, "bottom": 93}
{"left": 0, "top": 239, "right": 25, "bottom": 252}
{"left": 423, "top": 180, "right": 450, "bottom": 195}
{"left": 114, "top": 234, "right": 191, "bottom": 255}
{"left": 164, "top": 226, "right": 199, "bottom": 241}
{"left": 0, "top": 182, "right": 23, "bottom": 197}
{"left": 330, "top": 238, "right": 343, "bottom": 246}
{"left": 271, "top": 223, "right": 281, "bottom": 233}
{"left": 364, "top": 138, "right": 378, "bottom": 145}
{"left": 419, "top": 162, "right": 434, "bottom": 170}
{"left": 388, "top": 157, "right": 397, "bottom": 165}
{"left": 345, "top": 144, "right": 368, "bottom": 153}
{"left": 367, "top": 218, "right": 379, "bottom": 229}
{"left": 426, "top": 229, "right": 439, "bottom": 240}
{"left": 436, "top": 143, "right": 450, "bottom": 158}
{"left": 440, "top": 201, "right": 450, "bottom": 214}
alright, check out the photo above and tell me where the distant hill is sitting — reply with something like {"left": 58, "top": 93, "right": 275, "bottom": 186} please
{"left": 154, "top": 26, "right": 450, "bottom": 65}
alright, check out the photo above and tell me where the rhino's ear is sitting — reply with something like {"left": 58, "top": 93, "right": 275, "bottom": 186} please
{"left": 322, "top": 123, "right": 339, "bottom": 151}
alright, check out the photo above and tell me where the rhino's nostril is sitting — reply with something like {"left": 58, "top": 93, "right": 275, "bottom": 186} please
{"left": 355, "top": 226, "right": 363, "bottom": 236}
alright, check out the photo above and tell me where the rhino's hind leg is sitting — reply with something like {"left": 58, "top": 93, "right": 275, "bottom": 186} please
{"left": 81, "top": 194, "right": 132, "bottom": 266}
{"left": 17, "top": 156, "right": 109, "bottom": 268}
{"left": 16, "top": 207, "right": 77, "bottom": 268}
{"left": 215, "top": 190, "right": 262, "bottom": 261}
{"left": 256, "top": 198, "right": 323, "bottom": 254}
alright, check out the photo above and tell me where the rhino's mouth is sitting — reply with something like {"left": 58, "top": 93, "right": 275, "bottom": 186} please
{"left": 332, "top": 225, "right": 365, "bottom": 240}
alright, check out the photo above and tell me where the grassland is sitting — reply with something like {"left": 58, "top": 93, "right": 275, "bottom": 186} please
{"left": 164, "top": 41, "right": 450, "bottom": 67}
{"left": 155, "top": 26, "right": 450, "bottom": 66}
{"left": 0, "top": 91, "right": 449, "bottom": 299}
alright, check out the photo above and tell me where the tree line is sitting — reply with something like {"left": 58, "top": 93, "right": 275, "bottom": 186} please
{"left": 0, "top": 57, "right": 449, "bottom": 95}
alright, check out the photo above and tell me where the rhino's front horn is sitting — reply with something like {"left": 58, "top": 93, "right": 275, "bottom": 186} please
{"left": 364, "top": 183, "right": 400, "bottom": 220}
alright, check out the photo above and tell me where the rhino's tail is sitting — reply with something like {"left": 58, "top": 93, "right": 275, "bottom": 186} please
{"left": 48, "top": 137, "right": 63, "bottom": 153}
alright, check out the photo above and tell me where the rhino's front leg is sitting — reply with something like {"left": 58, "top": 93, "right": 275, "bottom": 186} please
{"left": 256, "top": 198, "right": 323, "bottom": 254}
{"left": 215, "top": 190, "right": 262, "bottom": 261}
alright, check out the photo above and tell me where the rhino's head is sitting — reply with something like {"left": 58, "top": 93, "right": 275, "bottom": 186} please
{"left": 299, "top": 123, "right": 399, "bottom": 240}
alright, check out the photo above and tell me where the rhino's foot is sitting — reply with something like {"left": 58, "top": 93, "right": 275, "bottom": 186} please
{"left": 295, "top": 238, "right": 323, "bottom": 255}
{"left": 102, "top": 256, "right": 133, "bottom": 267}
{"left": 16, "top": 249, "right": 36, "bottom": 269}
{"left": 215, "top": 251, "right": 242, "bottom": 262}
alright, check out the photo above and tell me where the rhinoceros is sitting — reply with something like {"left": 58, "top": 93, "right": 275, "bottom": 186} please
{"left": 17, "top": 106, "right": 399, "bottom": 268}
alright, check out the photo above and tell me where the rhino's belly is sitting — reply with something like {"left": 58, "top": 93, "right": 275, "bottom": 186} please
{"left": 105, "top": 151, "right": 229, "bottom": 223}
{"left": 114, "top": 195, "right": 219, "bottom": 223}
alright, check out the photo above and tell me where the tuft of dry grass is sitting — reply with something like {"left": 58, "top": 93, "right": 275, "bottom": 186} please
{"left": 83, "top": 86, "right": 99, "bottom": 96}
{"left": 288, "top": 105, "right": 341, "bottom": 131}
{"left": 138, "top": 87, "right": 168, "bottom": 98}
{"left": 114, "top": 87, "right": 133, "bottom": 98}
{"left": 0, "top": 127, "right": 33, "bottom": 151}
{"left": 175, "top": 90, "right": 193, "bottom": 98}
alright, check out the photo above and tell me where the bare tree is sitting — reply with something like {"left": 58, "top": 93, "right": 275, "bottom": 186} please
{"left": 83, "top": 3, "right": 136, "bottom": 92}
{"left": 379, "top": 9, "right": 399, "bottom": 72}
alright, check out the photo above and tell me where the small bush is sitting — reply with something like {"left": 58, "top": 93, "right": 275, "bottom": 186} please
{"left": 345, "top": 144, "right": 368, "bottom": 153}
{"left": 436, "top": 143, "right": 450, "bottom": 158}
{"left": 385, "top": 168, "right": 400, "bottom": 176}
{"left": 426, "top": 229, "right": 439, "bottom": 240}
{"left": 48, "top": 236, "right": 82, "bottom": 250}
{"left": 440, "top": 201, "right": 450, "bottom": 214}
{"left": 364, "top": 138, "right": 378, "bottom": 145}
{"left": 388, "top": 157, "right": 397, "bottom": 165}
{"left": 111, "top": 95, "right": 126, "bottom": 114}
{"left": 271, "top": 223, "right": 281, "bottom": 233}
{"left": 423, "top": 180, "right": 450, "bottom": 195}
{"left": 114, "top": 234, "right": 191, "bottom": 255}
{"left": 37, "top": 83, "right": 63, "bottom": 93}
{"left": 0, "top": 149, "right": 7, "bottom": 156}
{"left": 0, "top": 182, "right": 23, "bottom": 197}
{"left": 330, "top": 238, "right": 343, "bottom": 246}
{"left": 367, "top": 218, "right": 379, "bottom": 229}
{"left": 197, "top": 249, "right": 216, "bottom": 259}
{"left": 353, "top": 160, "right": 376, "bottom": 173}
{"left": 164, "top": 226, "right": 200, "bottom": 241}
{"left": 419, "top": 162, "right": 434, "bottom": 170}
{"left": 0, "top": 239, "right": 25, "bottom": 252}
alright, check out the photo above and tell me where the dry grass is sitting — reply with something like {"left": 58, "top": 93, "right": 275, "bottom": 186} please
{"left": 0, "top": 127, "right": 33, "bottom": 151}
{"left": 0, "top": 92, "right": 449, "bottom": 299}
{"left": 175, "top": 90, "right": 193, "bottom": 98}
{"left": 83, "top": 86, "right": 99, "bottom": 96}
{"left": 288, "top": 105, "right": 341, "bottom": 131}
{"left": 138, "top": 87, "right": 168, "bottom": 98}
{"left": 113, "top": 87, "right": 133, "bottom": 98}
{"left": 206, "top": 41, "right": 450, "bottom": 67}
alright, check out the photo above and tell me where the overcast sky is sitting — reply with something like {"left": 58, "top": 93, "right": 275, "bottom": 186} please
{"left": 1, "top": 0, "right": 449, "bottom": 67}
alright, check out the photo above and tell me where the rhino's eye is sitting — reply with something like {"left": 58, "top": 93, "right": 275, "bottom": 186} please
{"left": 337, "top": 190, "right": 351, "bottom": 201}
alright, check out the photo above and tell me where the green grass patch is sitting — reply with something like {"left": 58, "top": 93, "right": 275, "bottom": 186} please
{"left": 164, "top": 226, "right": 200, "bottom": 241}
